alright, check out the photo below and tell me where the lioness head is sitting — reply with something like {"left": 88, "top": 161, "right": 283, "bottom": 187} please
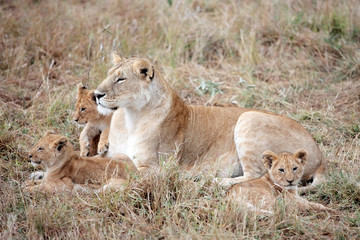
{"left": 28, "top": 132, "right": 72, "bottom": 168}
{"left": 262, "top": 149, "right": 308, "bottom": 189}
{"left": 94, "top": 52, "right": 155, "bottom": 111}
{"left": 73, "top": 84, "right": 101, "bottom": 125}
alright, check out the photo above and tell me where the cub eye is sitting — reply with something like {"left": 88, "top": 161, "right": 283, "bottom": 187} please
{"left": 80, "top": 107, "right": 86, "bottom": 112}
{"left": 293, "top": 167, "right": 298, "bottom": 171}
{"left": 115, "top": 77, "right": 126, "bottom": 83}
{"left": 279, "top": 168, "right": 285, "bottom": 173}
{"left": 38, "top": 147, "right": 44, "bottom": 151}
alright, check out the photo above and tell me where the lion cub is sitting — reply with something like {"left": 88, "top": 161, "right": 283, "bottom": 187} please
{"left": 227, "top": 149, "right": 333, "bottom": 214}
{"left": 24, "top": 132, "right": 136, "bottom": 193}
{"left": 73, "top": 83, "right": 112, "bottom": 157}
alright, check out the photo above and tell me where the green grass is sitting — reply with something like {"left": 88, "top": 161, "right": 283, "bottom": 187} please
{"left": 1, "top": 0, "right": 360, "bottom": 238}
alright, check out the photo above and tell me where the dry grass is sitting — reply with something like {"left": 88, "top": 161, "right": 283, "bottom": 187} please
{"left": 1, "top": 0, "right": 360, "bottom": 238}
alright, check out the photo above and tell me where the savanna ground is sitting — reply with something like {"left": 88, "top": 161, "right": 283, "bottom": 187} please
{"left": 1, "top": 0, "right": 360, "bottom": 239}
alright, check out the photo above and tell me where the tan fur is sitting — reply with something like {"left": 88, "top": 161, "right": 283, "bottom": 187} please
{"left": 23, "top": 132, "right": 137, "bottom": 193}
{"left": 73, "top": 83, "right": 112, "bottom": 157}
{"left": 94, "top": 52, "right": 327, "bottom": 191}
{"left": 227, "top": 149, "right": 333, "bottom": 214}
{"left": 208, "top": 102, "right": 238, "bottom": 107}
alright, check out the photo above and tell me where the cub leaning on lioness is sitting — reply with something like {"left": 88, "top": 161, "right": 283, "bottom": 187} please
{"left": 227, "top": 149, "right": 333, "bottom": 214}
{"left": 94, "top": 52, "right": 327, "bottom": 192}
{"left": 73, "top": 83, "right": 112, "bottom": 157}
{"left": 24, "top": 132, "right": 136, "bottom": 193}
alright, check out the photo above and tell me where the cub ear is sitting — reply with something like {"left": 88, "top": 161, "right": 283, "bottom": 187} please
{"left": 51, "top": 137, "right": 68, "bottom": 152}
{"left": 78, "top": 83, "right": 88, "bottom": 91}
{"left": 112, "top": 51, "right": 123, "bottom": 65}
{"left": 262, "top": 150, "right": 277, "bottom": 170}
{"left": 132, "top": 59, "right": 154, "bottom": 83}
{"left": 294, "top": 148, "right": 308, "bottom": 166}
{"left": 88, "top": 90, "right": 96, "bottom": 102}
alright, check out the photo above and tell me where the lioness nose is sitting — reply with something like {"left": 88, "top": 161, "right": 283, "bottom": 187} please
{"left": 74, "top": 119, "right": 78, "bottom": 122}
{"left": 29, "top": 154, "right": 33, "bottom": 159}
{"left": 95, "top": 93, "right": 105, "bottom": 100}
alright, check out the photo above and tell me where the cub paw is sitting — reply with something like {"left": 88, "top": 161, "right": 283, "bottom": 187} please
{"left": 23, "top": 185, "right": 35, "bottom": 192}
{"left": 80, "top": 148, "right": 90, "bottom": 157}
{"left": 98, "top": 142, "right": 109, "bottom": 156}
{"left": 80, "top": 141, "right": 90, "bottom": 157}
{"left": 30, "top": 171, "right": 44, "bottom": 180}
{"left": 22, "top": 180, "right": 36, "bottom": 188}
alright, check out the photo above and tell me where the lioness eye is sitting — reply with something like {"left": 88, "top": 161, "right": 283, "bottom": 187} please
{"left": 279, "top": 168, "right": 285, "bottom": 173}
{"left": 38, "top": 147, "right": 44, "bottom": 151}
{"left": 115, "top": 77, "right": 126, "bottom": 83}
{"left": 81, "top": 107, "right": 86, "bottom": 112}
{"left": 293, "top": 167, "right": 298, "bottom": 171}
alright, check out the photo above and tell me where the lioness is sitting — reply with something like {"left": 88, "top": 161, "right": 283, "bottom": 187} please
{"left": 73, "top": 83, "right": 112, "bottom": 157}
{"left": 227, "top": 149, "right": 333, "bottom": 214}
{"left": 24, "top": 132, "right": 136, "bottom": 193}
{"left": 94, "top": 52, "right": 326, "bottom": 191}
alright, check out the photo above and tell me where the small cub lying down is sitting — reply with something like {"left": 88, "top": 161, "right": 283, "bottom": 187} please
{"left": 227, "top": 149, "right": 333, "bottom": 214}
{"left": 24, "top": 132, "right": 136, "bottom": 193}
{"left": 73, "top": 83, "right": 112, "bottom": 157}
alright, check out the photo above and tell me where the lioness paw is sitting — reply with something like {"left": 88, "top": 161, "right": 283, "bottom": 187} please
{"left": 214, "top": 177, "right": 250, "bottom": 187}
{"left": 213, "top": 177, "right": 236, "bottom": 187}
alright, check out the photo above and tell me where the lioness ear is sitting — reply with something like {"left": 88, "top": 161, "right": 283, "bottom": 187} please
{"left": 263, "top": 150, "right": 277, "bottom": 170}
{"left": 132, "top": 59, "right": 154, "bottom": 83}
{"left": 52, "top": 137, "right": 68, "bottom": 152}
{"left": 294, "top": 148, "right": 308, "bottom": 166}
{"left": 112, "top": 51, "right": 123, "bottom": 65}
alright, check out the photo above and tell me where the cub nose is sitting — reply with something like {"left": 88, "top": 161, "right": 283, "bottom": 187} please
{"left": 287, "top": 179, "right": 294, "bottom": 185}
{"left": 29, "top": 154, "right": 33, "bottom": 159}
{"left": 74, "top": 119, "right": 78, "bottom": 122}
{"left": 95, "top": 92, "right": 105, "bottom": 100}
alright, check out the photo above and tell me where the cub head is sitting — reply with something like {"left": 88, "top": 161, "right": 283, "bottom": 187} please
{"left": 94, "top": 52, "right": 155, "bottom": 111}
{"left": 28, "top": 132, "right": 72, "bottom": 169}
{"left": 262, "top": 148, "right": 308, "bottom": 189}
{"left": 73, "top": 84, "right": 101, "bottom": 125}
